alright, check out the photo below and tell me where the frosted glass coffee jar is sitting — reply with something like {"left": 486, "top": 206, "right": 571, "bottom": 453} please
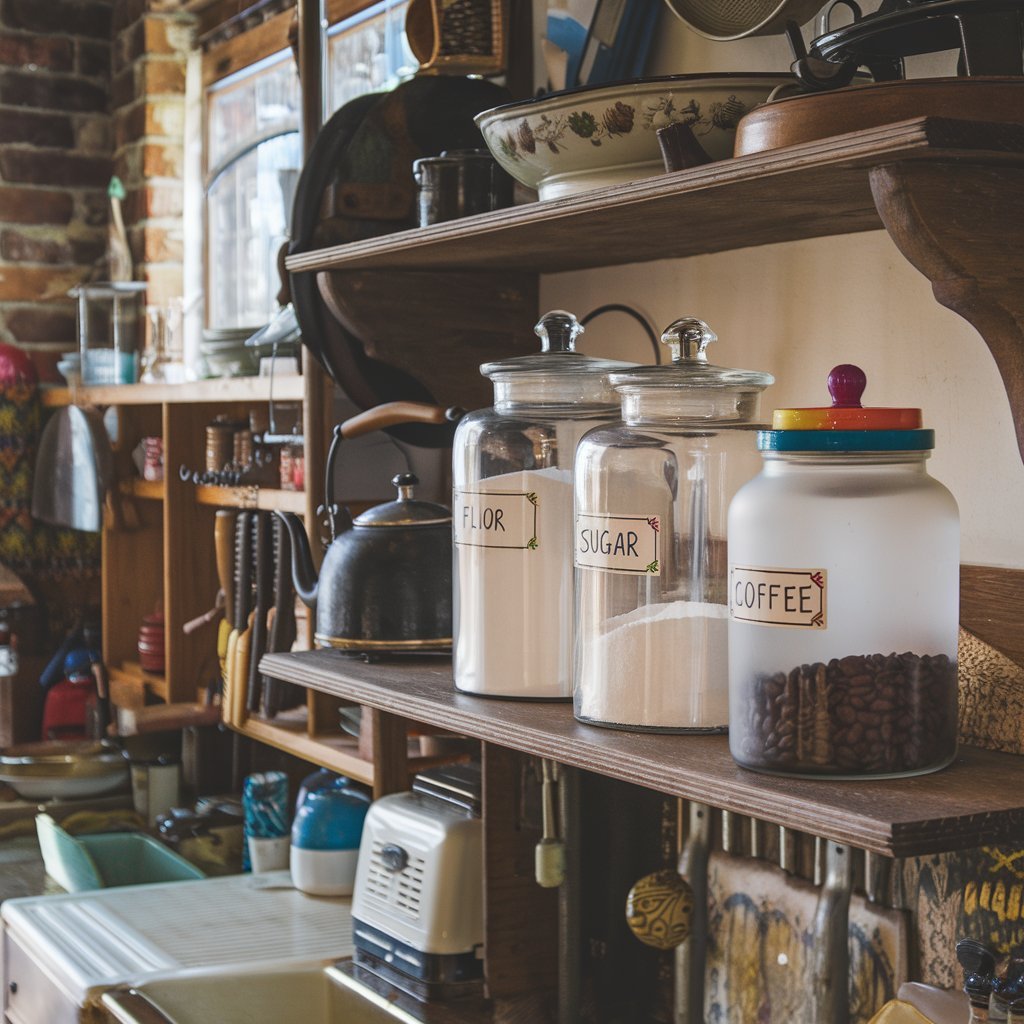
{"left": 728, "top": 365, "right": 959, "bottom": 778}
{"left": 452, "top": 311, "right": 633, "bottom": 699}
{"left": 573, "top": 317, "right": 773, "bottom": 731}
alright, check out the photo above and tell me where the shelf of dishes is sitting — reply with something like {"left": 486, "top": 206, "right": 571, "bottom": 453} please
{"left": 39, "top": 374, "right": 306, "bottom": 408}
{"left": 260, "top": 649, "right": 1024, "bottom": 859}
{"left": 284, "top": 117, "right": 1024, "bottom": 277}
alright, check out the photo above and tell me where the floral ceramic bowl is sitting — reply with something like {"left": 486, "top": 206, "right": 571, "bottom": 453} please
{"left": 475, "top": 73, "right": 794, "bottom": 201}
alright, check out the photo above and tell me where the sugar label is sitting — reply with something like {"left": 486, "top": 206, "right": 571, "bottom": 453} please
{"left": 454, "top": 489, "right": 539, "bottom": 550}
{"left": 729, "top": 565, "right": 827, "bottom": 628}
{"left": 575, "top": 513, "right": 660, "bottom": 574}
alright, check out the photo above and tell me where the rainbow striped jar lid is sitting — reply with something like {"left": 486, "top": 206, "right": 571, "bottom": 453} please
{"left": 759, "top": 364, "right": 933, "bottom": 453}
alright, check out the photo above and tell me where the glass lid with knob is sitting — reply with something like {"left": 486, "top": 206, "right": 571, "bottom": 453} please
{"left": 608, "top": 316, "right": 774, "bottom": 422}
{"left": 480, "top": 310, "right": 635, "bottom": 407}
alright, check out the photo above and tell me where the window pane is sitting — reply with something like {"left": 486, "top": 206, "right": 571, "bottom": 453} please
{"left": 207, "top": 52, "right": 301, "bottom": 173}
{"left": 328, "top": 0, "right": 416, "bottom": 113}
{"left": 206, "top": 132, "right": 302, "bottom": 330}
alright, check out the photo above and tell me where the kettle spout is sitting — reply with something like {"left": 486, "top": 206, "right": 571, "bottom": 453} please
{"left": 275, "top": 511, "right": 319, "bottom": 608}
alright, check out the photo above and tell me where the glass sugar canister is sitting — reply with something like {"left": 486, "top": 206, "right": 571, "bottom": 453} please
{"left": 573, "top": 317, "right": 773, "bottom": 731}
{"left": 728, "top": 364, "right": 960, "bottom": 778}
{"left": 452, "top": 310, "right": 634, "bottom": 699}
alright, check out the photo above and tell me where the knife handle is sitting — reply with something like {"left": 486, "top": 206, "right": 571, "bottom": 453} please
{"left": 215, "top": 510, "right": 236, "bottom": 626}
{"left": 246, "top": 512, "right": 272, "bottom": 714}
{"left": 234, "top": 512, "right": 253, "bottom": 632}
{"left": 262, "top": 516, "right": 300, "bottom": 717}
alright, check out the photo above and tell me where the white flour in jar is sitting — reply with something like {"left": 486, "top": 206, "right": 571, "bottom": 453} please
{"left": 578, "top": 600, "right": 729, "bottom": 728}
{"left": 454, "top": 466, "right": 574, "bottom": 698}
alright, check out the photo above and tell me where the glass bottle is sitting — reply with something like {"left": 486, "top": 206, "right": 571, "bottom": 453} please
{"left": 452, "top": 310, "right": 633, "bottom": 699}
{"left": 573, "top": 317, "right": 773, "bottom": 731}
{"left": 728, "top": 364, "right": 959, "bottom": 778}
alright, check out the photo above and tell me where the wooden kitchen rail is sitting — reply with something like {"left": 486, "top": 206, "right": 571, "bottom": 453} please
{"left": 261, "top": 648, "right": 1024, "bottom": 859}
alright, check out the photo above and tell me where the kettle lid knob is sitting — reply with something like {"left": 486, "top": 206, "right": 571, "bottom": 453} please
{"left": 392, "top": 473, "right": 419, "bottom": 500}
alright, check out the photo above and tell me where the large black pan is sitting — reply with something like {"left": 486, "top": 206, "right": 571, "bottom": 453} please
{"left": 288, "top": 76, "right": 509, "bottom": 448}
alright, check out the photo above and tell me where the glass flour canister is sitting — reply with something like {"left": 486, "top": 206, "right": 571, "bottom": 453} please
{"left": 728, "top": 364, "right": 960, "bottom": 778}
{"left": 573, "top": 317, "right": 773, "bottom": 731}
{"left": 452, "top": 310, "right": 634, "bottom": 699}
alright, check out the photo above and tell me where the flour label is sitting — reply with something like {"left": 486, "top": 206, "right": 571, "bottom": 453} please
{"left": 574, "top": 513, "right": 660, "bottom": 574}
{"left": 729, "top": 565, "right": 827, "bottom": 628}
{"left": 454, "top": 489, "right": 539, "bottom": 550}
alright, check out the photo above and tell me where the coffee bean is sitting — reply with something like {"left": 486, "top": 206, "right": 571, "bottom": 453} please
{"left": 737, "top": 651, "right": 957, "bottom": 776}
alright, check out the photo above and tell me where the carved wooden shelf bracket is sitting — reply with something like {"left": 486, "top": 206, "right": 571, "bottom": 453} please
{"left": 318, "top": 269, "right": 539, "bottom": 411}
{"left": 870, "top": 160, "right": 1024, "bottom": 464}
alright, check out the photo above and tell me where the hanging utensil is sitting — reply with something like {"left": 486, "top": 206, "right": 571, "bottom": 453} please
{"left": 245, "top": 512, "right": 273, "bottom": 715}
{"left": 661, "top": 0, "right": 827, "bottom": 41}
{"left": 31, "top": 406, "right": 114, "bottom": 533}
{"left": 261, "top": 515, "right": 301, "bottom": 718}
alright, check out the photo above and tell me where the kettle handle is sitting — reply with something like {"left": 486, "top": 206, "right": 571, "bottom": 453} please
{"left": 322, "top": 402, "right": 460, "bottom": 539}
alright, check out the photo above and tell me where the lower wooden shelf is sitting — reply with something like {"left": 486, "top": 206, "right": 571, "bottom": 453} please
{"left": 237, "top": 711, "right": 375, "bottom": 786}
{"left": 230, "top": 702, "right": 470, "bottom": 791}
{"left": 109, "top": 661, "right": 168, "bottom": 704}
{"left": 261, "top": 649, "right": 1024, "bottom": 858}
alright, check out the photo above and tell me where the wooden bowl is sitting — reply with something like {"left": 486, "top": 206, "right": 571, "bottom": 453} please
{"left": 733, "top": 76, "right": 1024, "bottom": 157}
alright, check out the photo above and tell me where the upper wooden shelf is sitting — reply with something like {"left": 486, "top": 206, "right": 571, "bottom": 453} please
{"left": 285, "top": 117, "right": 1024, "bottom": 276}
{"left": 39, "top": 374, "right": 306, "bottom": 407}
{"left": 262, "top": 649, "right": 1024, "bottom": 858}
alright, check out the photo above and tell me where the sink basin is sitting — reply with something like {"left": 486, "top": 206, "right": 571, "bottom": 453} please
{"left": 101, "top": 961, "right": 421, "bottom": 1024}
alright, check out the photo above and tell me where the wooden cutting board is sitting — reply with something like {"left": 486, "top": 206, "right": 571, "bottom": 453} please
{"left": 705, "top": 849, "right": 910, "bottom": 1024}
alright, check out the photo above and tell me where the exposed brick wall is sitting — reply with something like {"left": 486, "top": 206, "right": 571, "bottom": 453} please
{"left": 0, "top": 0, "right": 114, "bottom": 380}
{"left": 112, "top": 0, "right": 192, "bottom": 309}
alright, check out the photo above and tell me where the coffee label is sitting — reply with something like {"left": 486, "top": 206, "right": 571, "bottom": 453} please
{"left": 729, "top": 565, "right": 827, "bottom": 628}
{"left": 454, "top": 489, "right": 539, "bottom": 550}
{"left": 575, "top": 513, "right": 660, "bottom": 575}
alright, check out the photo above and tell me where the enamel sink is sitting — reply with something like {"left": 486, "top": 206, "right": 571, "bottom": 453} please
{"left": 100, "top": 961, "right": 421, "bottom": 1024}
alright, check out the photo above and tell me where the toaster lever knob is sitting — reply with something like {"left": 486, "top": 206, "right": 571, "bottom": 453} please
{"left": 381, "top": 844, "right": 409, "bottom": 872}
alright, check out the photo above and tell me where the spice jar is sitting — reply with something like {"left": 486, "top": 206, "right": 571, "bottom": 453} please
{"left": 573, "top": 317, "right": 773, "bottom": 731}
{"left": 452, "top": 310, "right": 633, "bottom": 699}
{"left": 728, "top": 364, "right": 959, "bottom": 778}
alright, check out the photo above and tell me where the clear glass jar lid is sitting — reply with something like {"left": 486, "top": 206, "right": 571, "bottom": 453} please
{"left": 608, "top": 317, "right": 774, "bottom": 393}
{"left": 760, "top": 364, "right": 933, "bottom": 452}
{"left": 480, "top": 310, "right": 634, "bottom": 382}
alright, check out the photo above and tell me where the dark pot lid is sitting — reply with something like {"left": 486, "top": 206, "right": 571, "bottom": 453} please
{"left": 354, "top": 473, "right": 451, "bottom": 528}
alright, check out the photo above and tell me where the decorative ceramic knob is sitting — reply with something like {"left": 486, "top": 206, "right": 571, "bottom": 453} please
{"left": 827, "top": 364, "right": 867, "bottom": 408}
{"left": 625, "top": 868, "right": 695, "bottom": 950}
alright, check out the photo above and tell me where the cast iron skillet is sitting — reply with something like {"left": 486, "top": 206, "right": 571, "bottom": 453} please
{"left": 288, "top": 78, "right": 508, "bottom": 448}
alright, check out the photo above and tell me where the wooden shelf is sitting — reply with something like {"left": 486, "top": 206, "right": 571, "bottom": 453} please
{"left": 262, "top": 649, "right": 1024, "bottom": 858}
{"left": 285, "top": 117, "right": 1024, "bottom": 276}
{"left": 119, "top": 478, "right": 165, "bottom": 501}
{"left": 39, "top": 374, "right": 306, "bottom": 407}
{"left": 193, "top": 484, "right": 307, "bottom": 513}
{"left": 233, "top": 705, "right": 471, "bottom": 790}
{"left": 238, "top": 713, "right": 375, "bottom": 785}
{"left": 109, "top": 661, "right": 168, "bottom": 704}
